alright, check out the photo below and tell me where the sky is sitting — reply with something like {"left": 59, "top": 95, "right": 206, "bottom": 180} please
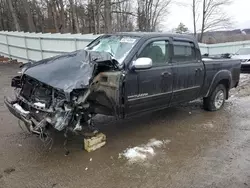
{"left": 165, "top": 0, "right": 250, "bottom": 32}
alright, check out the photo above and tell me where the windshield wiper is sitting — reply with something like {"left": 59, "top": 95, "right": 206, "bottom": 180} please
{"left": 108, "top": 52, "right": 114, "bottom": 57}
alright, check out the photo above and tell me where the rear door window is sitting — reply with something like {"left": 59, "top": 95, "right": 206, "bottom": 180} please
{"left": 173, "top": 41, "right": 196, "bottom": 62}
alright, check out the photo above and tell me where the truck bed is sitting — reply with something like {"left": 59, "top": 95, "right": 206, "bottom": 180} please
{"left": 201, "top": 58, "right": 241, "bottom": 97}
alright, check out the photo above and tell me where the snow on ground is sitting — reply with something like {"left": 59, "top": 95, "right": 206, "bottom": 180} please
{"left": 240, "top": 74, "right": 250, "bottom": 84}
{"left": 229, "top": 73, "right": 250, "bottom": 99}
{"left": 121, "top": 139, "right": 171, "bottom": 163}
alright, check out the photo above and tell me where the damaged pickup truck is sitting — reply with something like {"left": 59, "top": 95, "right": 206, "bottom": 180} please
{"left": 4, "top": 33, "right": 241, "bottom": 143}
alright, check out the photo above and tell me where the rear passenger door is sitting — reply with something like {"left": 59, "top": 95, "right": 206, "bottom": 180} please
{"left": 171, "top": 40, "right": 204, "bottom": 104}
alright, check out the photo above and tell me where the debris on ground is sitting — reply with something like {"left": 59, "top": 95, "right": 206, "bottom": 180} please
{"left": 4, "top": 167, "right": 15, "bottom": 174}
{"left": 0, "top": 56, "right": 20, "bottom": 64}
{"left": 84, "top": 133, "right": 106, "bottom": 152}
{"left": 64, "top": 151, "right": 70, "bottom": 156}
{"left": 0, "top": 56, "right": 11, "bottom": 63}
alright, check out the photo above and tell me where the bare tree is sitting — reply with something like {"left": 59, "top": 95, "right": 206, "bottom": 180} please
{"left": 200, "top": 0, "right": 232, "bottom": 42}
{"left": 0, "top": 0, "right": 8, "bottom": 30}
{"left": 69, "top": 0, "right": 80, "bottom": 33}
{"left": 192, "top": 0, "right": 201, "bottom": 38}
{"left": 94, "top": 0, "right": 101, "bottom": 34}
{"left": 137, "top": 0, "right": 172, "bottom": 32}
{"left": 57, "top": 0, "right": 66, "bottom": 33}
{"left": 7, "top": 0, "right": 20, "bottom": 31}
{"left": 112, "top": 0, "right": 134, "bottom": 32}
{"left": 52, "top": 1, "right": 59, "bottom": 32}
{"left": 31, "top": 0, "right": 45, "bottom": 32}
{"left": 1, "top": 0, "right": 137, "bottom": 33}
{"left": 23, "top": 0, "right": 36, "bottom": 32}
{"left": 104, "top": 0, "right": 112, "bottom": 33}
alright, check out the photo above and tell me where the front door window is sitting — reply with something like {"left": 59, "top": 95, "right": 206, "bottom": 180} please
{"left": 138, "top": 40, "right": 169, "bottom": 66}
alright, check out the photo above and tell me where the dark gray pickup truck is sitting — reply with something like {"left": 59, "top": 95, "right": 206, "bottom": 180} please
{"left": 4, "top": 32, "right": 241, "bottom": 139}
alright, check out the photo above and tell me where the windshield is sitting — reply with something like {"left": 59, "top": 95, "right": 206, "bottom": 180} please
{"left": 236, "top": 48, "right": 250, "bottom": 55}
{"left": 85, "top": 35, "right": 140, "bottom": 64}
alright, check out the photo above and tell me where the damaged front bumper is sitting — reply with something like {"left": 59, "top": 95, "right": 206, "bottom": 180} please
{"left": 4, "top": 74, "right": 99, "bottom": 139}
{"left": 4, "top": 79, "right": 77, "bottom": 137}
{"left": 4, "top": 95, "right": 64, "bottom": 137}
{"left": 4, "top": 97, "right": 33, "bottom": 133}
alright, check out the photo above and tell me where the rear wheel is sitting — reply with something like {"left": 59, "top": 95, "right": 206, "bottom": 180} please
{"left": 203, "top": 84, "right": 226, "bottom": 111}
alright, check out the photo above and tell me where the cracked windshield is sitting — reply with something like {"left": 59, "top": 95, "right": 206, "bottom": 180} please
{"left": 86, "top": 35, "right": 140, "bottom": 63}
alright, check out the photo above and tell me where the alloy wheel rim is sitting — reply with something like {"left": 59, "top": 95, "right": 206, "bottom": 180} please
{"left": 214, "top": 90, "right": 224, "bottom": 109}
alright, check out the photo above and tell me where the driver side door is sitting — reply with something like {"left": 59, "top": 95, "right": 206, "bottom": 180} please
{"left": 125, "top": 38, "right": 173, "bottom": 117}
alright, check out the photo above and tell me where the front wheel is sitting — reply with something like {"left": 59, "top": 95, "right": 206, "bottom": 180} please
{"left": 203, "top": 84, "right": 226, "bottom": 111}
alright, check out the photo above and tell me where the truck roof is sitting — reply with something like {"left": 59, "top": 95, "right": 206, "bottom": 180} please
{"left": 112, "top": 32, "right": 196, "bottom": 40}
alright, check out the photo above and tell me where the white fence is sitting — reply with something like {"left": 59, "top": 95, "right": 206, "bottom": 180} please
{"left": 0, "top": 31, "right": 99, "bottom": 63}
{"left": 1, "top": 31, "right": 250, "bottom": 63}
{"left": 203, "top": 41, "right": 250, "bottom": 55}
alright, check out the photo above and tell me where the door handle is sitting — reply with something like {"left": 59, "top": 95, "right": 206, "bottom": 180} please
{"left": 195, "top": 68, "right": 203, "bottom": 72}
{"left": 161, "top": 72, "right": 172, "bottom": 77}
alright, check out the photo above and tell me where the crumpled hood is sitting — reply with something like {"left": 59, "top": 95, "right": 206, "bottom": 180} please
{"left": 22, "top": 50, "right": 116, "bottom": 93}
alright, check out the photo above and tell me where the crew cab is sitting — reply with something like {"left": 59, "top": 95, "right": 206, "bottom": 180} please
{"left": 4, "top": 32, "right": 241, "bottom": 139}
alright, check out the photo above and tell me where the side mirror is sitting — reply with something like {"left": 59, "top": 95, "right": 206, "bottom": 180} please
{"left": 132, "top": 57, "right": 152, "bottom": 70}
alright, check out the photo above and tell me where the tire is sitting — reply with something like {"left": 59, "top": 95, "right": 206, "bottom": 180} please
{"left": 203, "top": 84, "right": 226, "bottom": 111}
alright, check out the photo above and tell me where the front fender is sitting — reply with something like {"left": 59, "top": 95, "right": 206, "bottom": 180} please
{"left": 205, "top": 70, "right": 232, "bottom": 97}
{"left": 87, "top": 71, "right": 124, "bottom": 118}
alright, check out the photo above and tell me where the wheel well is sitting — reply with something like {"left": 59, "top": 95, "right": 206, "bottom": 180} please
{"left": 217, "top": 79, "right": 230, "bottom": 99}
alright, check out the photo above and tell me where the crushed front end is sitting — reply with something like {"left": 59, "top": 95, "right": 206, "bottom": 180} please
{"left": 5, "top": 74, "right": 93, "bottom": 138}
{"left": 4, "top": 50, "right": 123, "bottom": 146}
